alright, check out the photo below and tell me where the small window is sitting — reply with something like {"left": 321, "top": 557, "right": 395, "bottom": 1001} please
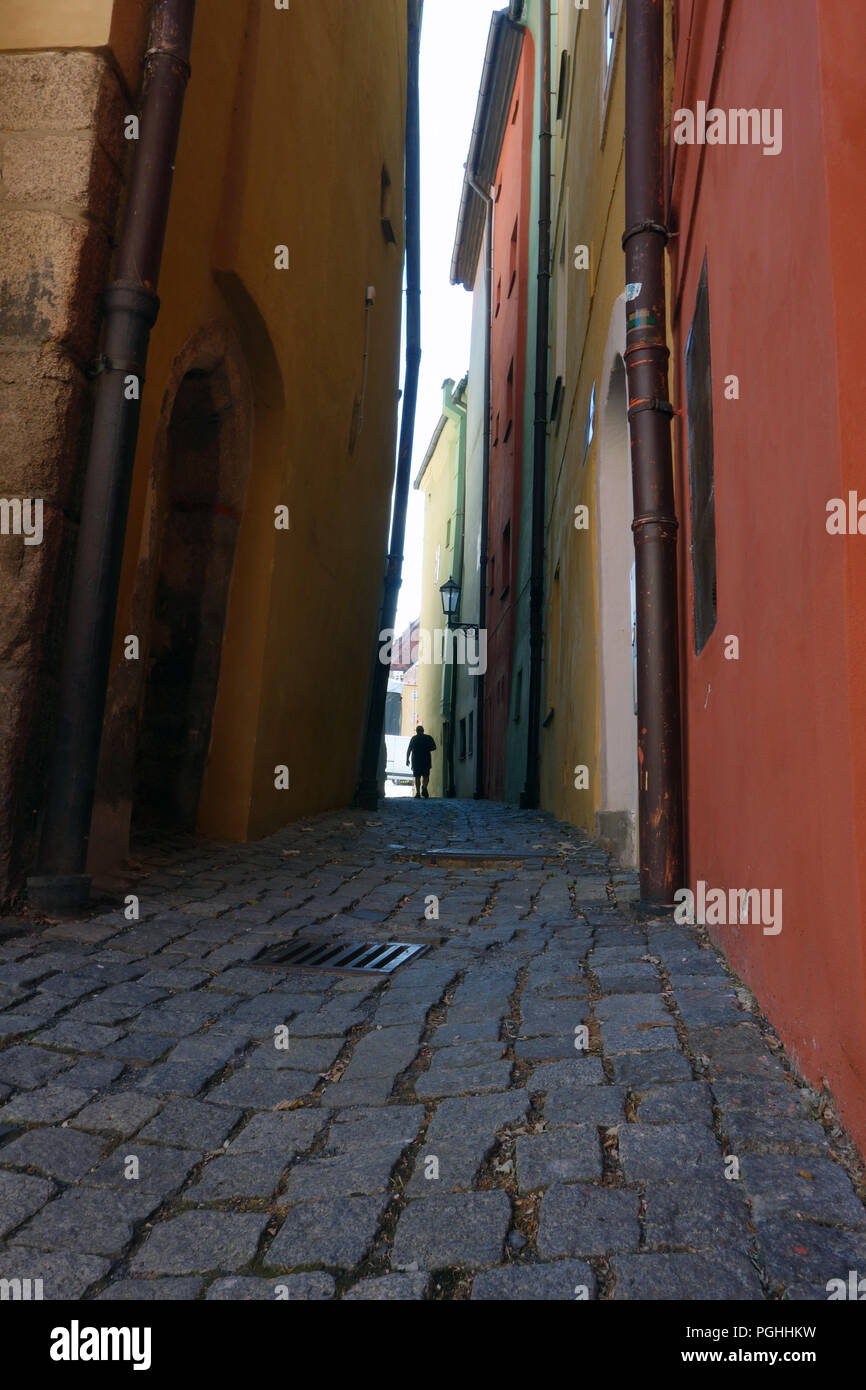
{"left": 446, "top": 517, "right": 452, "bottom": 549}
{"left": 468, "top": 711, "right": 474, "bottom": 756}
{"left": 604, "top": 0, "right": 616, "bottom": 73}
{"left": 686, "top": 255, "right": 718, "bottom": 654}
{"left": 501, "top": 520, "right": 511, "bottom": 598}
{"left": 556, "top": 50, "right": 569, "bottom": 123}
{"left": 505, "top": 359, "right": 514, "bottom": 442}
{"left": 380, "top": 165, "right": 396, "bottom": 245}
{"left": 495, "top": 276, "right": 502, "bottom": 318}
{"left": 458, "top": 718, "right": 467, "bottom": 761}
{"left": 508, "top": 218, "right": 518, "bottom": 297}
{"left": 511, "top": 95, "right": 520, "bottom": 125}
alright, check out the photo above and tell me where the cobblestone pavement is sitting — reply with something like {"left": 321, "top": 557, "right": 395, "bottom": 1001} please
{"left": 1, "top": 799, "right": 865, "bottom": 1301}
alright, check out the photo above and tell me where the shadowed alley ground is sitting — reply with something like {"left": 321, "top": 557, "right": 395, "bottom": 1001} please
{"left": 0, "top": 799, "right": 865, "bottom": 1300}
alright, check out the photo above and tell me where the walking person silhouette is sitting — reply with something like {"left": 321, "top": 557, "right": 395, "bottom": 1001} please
{"left": 406, "top": 724, "right": 437, "bottom": 799}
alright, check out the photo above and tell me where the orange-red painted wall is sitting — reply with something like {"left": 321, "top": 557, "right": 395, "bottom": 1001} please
{"left": 669, "top": 0, "right": 866, "bottom": 1153}
{"left": 485, "top": 36, "right": 534, "bottom": 801}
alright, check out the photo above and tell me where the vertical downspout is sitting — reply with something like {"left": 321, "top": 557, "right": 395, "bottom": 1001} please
{"left": 522, "top": 0, "right": 551, "bottom": 809}
{"left": 623, "top": 0, "right": 684, "bottom": 904}
{"left": 356, "top": 0, "right": 422, "bottom": 810}
{"left": 468, "top": 182, "right": 493, "bottom": 802}
{"left": 28, "top": 0, "right": 198, "bottom": 914}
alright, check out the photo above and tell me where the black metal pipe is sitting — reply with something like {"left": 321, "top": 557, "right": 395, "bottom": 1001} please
{"left": 521, "top": 0, "right": 551, "bottom": 810}
{"left": 355, "top": 0, "right": 422, "bottom": 810}
{"left": 623, "top": 0, "right": 684, "bottom": 904}
{"left": 28, "top": 0, "right": 197, "bottom": 913}
{"left": 472, "top": 187, "right": 493, "bottom": 802}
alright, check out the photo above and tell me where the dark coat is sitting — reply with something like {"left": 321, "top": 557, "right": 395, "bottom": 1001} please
{"left": 407, "top": 732, "right": 436, "bottom": 773}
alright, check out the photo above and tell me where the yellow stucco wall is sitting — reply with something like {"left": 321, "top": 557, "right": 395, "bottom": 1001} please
{"left": 30, "top": 0, "right": 409, "bottom": 850}
{"left": 541, "top": 0, "right": 627, "bottom": 833}
{"left": 541, "top": 0, "right": 675, "bottom": 864}
{"left": 414, "top": 404, "right": 460, "bottom": 799}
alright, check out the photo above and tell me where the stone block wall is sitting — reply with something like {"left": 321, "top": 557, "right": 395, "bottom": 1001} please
{"left": 0, "top": 49, "right": 132, "bottom": 902}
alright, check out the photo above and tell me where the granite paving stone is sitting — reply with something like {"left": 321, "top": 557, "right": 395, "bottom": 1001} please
{"left": 617, "top": 1122, "right": 721, "bottom": 1182}
{"left": 266, "top": 1195, "right": 387, "bottom": 1269}
{"left": 471, "top": 1260, "right": 597, "bottom": 1300}
{"left": 392, "top": 1191, "right": 511, "bottom": 1271}
{"left": 536, "top": 1185, "right": 641, "bottom": 1258}
{"left": 10, "top": 1187, "right": 158, "bottom": 1256}
{"left": 72, "top": 1090, "right": 164, "bottom": 1136}
{"left": 740, "top": 1154, "right": 866, "bottom": 1228}
{"left": 226, "top": 1109, "right": 326, "bottom": 1155}
{"left": 188, "top": 1153, "right": 288, "bottom": 1201}
{"left": 206, "top": 1273, "right": 335, "bottom": 1299}
{"left": 612, "top": 1252, "right": 763, "bottom": 1300}
{"left": 0, "top": 1126, "right": 106, "bottom": 1181}
{"left": 80, "top": 1144, "right": 203, "bottom": 1193}
{"left": 136, "top": 1098, "right": 242, "bottom": 1150}
{"left": 131, "top": 1211, "right": 269, "bottom": 1274}
{"left": 0, "top": 1250, "right": 110, "bottom": 1299}
{"left": 343, "top": 1273, "right": 428, "bottom": 1300}
{"left": 0, "top": 1082, "right": 95, "bottom": 1126}
{"left": 0, "top": 1046, "right": 72, "bottom": 1089}
{"left": 207, "top": 1068, "right": 320, "bottom": 1109}
{"left": 97, "top": 1277, "right": 204, "bottom": 1300}
{"left": 543, "top": 1084, "right": 628, "bottom": 1127}
{"left": 0, "top": 1170, "right": 56, "bottom": 1239}
{"left": 415, "top": 1060, "right": 513, "bottom": 1098}
{"left": 516, "top": 1125, "right": 602, "bottom": 1189}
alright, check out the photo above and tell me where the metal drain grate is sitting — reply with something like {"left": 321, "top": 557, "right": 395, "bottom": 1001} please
{"left": 252, "top": 938, "right": 430, "bottom": 975}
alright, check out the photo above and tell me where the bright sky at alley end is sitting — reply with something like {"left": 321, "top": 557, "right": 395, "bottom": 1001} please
{"left": 394, "top": 0, "right": 495, "bottom": 636}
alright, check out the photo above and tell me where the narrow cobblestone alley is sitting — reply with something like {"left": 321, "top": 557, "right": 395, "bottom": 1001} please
{"left": 1, "top": 800, "right": 864, "bottom": 1302}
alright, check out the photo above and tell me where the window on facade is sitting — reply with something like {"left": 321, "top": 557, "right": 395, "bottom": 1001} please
{"left": 556, "top": 50, "right": 569, "bottom": 124}
{"left": 458, "top": 718, "right": 467, "bottom": 761}
{"left": 508, "top": 218, "right": 518, "bottom": 297}
{"left": 501, "top": 520, "right": 511, "bottom": 598}
{"left": 554, "top": 213, "right": 568, "bottom": 420}
{"left": 495, "top": 275, "right": 502, "bottom": 318}
{"left": 446, "top": 517, "right": 452, "bottom": 549}
{"left": 504, "top": 358, "right": 514, "bottom": 442}
{"left": 489, "top": 552, "right": 495, "bottom": 596}
{"left": 380, "top": 164, "right": 396, "bottom": 245}
{"left": 685, "top": 255, "right": 718, "bottom": 654}
{"left": 468, "top": 710, "right": 474, "bottom": 756}
{"left": 604, "top": 0, "right": 616, "bottom": 74}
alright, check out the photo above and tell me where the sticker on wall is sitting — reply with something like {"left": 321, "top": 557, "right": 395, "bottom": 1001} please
{"left": 625, "top": 282, "right": 642, "bottom": 301}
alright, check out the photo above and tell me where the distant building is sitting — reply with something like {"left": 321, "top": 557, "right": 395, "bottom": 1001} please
{"left": 413, "top": 377, "right": 467, "bottom": 799}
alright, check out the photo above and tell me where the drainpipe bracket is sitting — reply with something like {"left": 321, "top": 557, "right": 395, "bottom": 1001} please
{"left": 622, "top": 220, "right": 670, "bottom": 249}
{"left": 627, "top": 397, "right": 674, "bottom": 421}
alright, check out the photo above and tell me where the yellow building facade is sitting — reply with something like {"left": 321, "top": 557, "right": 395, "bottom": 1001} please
{"left": 0, "top": 0, "right": 407, "bottom": 895}
{"left": 413, "top": 379, "right": 466, "bottom": 800}
{"left": 541, "top": 0, "right": 633, "bottom": 862}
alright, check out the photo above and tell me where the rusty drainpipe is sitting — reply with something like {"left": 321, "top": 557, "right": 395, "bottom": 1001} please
{"left": 355, "top": 0, "right": 423, "bottom": 810}
{"left": 521, "top": 0, "right": 551, "bottom": 810}
{"left": 622, "top": 0, "right": 684, "bottom": 905}
{"left": 28, "top": 0, "right": 198, "bottom": 914}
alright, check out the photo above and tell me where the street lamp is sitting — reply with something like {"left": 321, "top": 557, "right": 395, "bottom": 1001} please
{"left": 439, "top": 577, "right": 478, "bottom": 633}
{"left": 439, "top": 577, "right": 460, "bottom": 625}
